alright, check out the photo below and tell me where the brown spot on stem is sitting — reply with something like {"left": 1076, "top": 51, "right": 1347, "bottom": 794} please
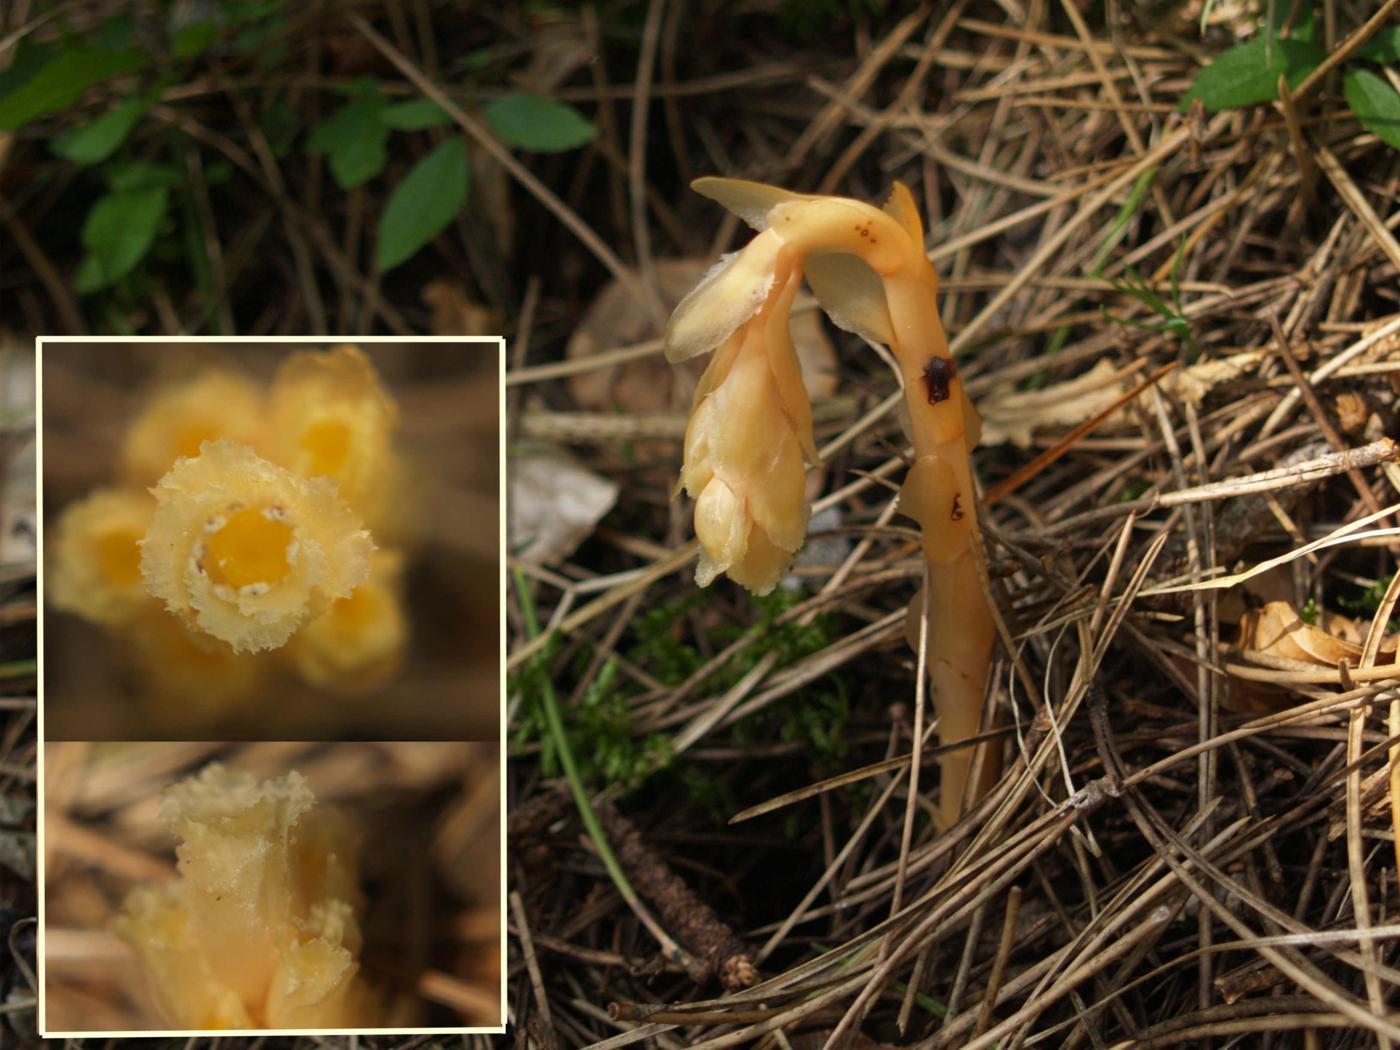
{"left": 951, "top": 494, "right": 964, "bottom": 521}
{"left": 922, "top": 357, "right": 956, "bottom": 405}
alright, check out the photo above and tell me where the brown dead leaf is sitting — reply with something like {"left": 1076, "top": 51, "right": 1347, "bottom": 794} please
{"left": 1228, "top": 600, "right": 1397, "bottom": 712}
{"left": 1334, "top": 391, "right": 1369, "bottom": 435}
{"left": 1238, "top": 601, "right": 1376, "bottom": 664}
{"left": 422, "top": 280, "right": 500, "bottom": 336}
{"left": 508, "top": 444, "right": 619, "bottom": 565}
{"left": 979, "top": 351, "right": 1265, "bottom": 448}
{"left": 978, "top": 359, "right": 1126, "bottom": 448}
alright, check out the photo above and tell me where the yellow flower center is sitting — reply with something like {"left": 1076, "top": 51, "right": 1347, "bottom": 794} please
{"left": 300, "top": 419, "right": 351, "bottom": 477}
{"left": 204, "top": 507, "right": 294, "bottom": 589}
{"left": 96, "top": 528, "right": 144, "bottom": 588}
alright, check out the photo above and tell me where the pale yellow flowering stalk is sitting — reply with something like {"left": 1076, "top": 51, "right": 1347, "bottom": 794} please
{"left": 113, "top": 764, "right": 376, "bottom": 1029}
{"left": 48, "top": 488, "right": 154, "bottom": 625}
{"left": 121, "top": 369, "right": 266, "bottom": 487}
{"left": 669, "top": 178, "right": 995, "bottom": 825}
{"left": 287, "top": 549, "right": 407, "bottom": 691}
{"left": 267, "top": 346, "right": 397, "bottom": 517}
{"left": 141, "top": 440, "right": 374, "bottom": 653}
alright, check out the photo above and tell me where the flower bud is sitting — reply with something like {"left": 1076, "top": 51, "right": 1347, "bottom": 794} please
{"left": 121, "top": 369, "right": 265, "bottom": 487}
{"left": 266, "top": 345, "right": 397, "bottom": 518}
{"left": 678, "top": 273, "right": 810, "bottom": 594}
{"left": 48, "top": 488, "right": 154, "bottom": 625}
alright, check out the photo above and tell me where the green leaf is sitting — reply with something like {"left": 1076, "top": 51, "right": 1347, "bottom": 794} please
{"left": 50, "top": 97, "right": 147, "bottom": 165}
{"left": 172, "top": 19, "right": 222, "bottom": 59}
{"left": 381, "top": 98, "right": 453, "bottom": 130}
{"left": 1180, "top": 35, "right": 1323, "bottom": 112}
{"left": 485, "top": 93, "right": 597, "bottom": 152}
{"left": 76, "top": 186, "right": 169, "bottom": 293}
{"left": 106, "top": 160, "right": 184, "bottom": 191}
{"left": 307, "top": 88, "right": 389, "bottom": 188}
{"left": 461, "top": 46, "right": 495, "bottom": 72}
{"left": 376, "top": 136, "right": 470, "bottom": 271}
{"left": 0, "top": 41, "right": 55, "bottom": 98}
{"left": 1357, "top": 26, "right": 1400, "bottom": 64}
{"left": 97, "top": 14, "right": 136, "bottom": 51}
{"left": 260, "top": 98, "right": 298, "bottom": 158}
{"left": 0, "top": 47, "right": 146, "bottom": 130}
{"left": 1345, "top": 67, "right": 1400, "bottom": 152}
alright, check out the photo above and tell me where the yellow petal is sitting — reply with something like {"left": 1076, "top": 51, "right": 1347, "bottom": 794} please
{"left": 267, "top": 345, "right": 397, "bottom": 514}
{"left": 693, "top": 479, "right": 748, "bottom": 586}
{"left": 288, "top": 550, "right": 407, "bottom": 692}
{"left": 122, "top": 369, "right": 265, "bottom": 487}
{"left": 691, "top": 176, "right": 810, "bottom": 230}
{"left": 881, "top": 180, "right": 926, "bottom": 246}
{"left": 727, "top": 522, "right": 791, "bottom": 596}
{"left": 804, "top": 251, "right": 895, "bottom": 346}
{"left": 665, "top": 233, "right": 784, "bottom": 361}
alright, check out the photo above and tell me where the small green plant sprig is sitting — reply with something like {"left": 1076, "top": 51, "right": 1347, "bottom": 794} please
{"left": 1101, "top": 241, "right": 1198, "bottom": 357}
{"left": 511, "top": 641, "right": 674, "bottom": 794}
{"left": 2, "top": 4, "right": 598, "bottom": 310}
{"left": 1182, "top": 7, "right": 1400, "bottom": 152}
{"left": 1339, "top": 573, "right": 1399, "bottom": 633}
{"left": 511, "top": 586, "right": 849, "bottom": 798}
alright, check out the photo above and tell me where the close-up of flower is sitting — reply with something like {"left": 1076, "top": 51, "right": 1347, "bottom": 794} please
{"left": 119, "top": 368, "right": 266, "bottom": 489}
{"left": 140, "top": 439, "right": 375, "bottom": 653}
{"left": 266, "top": 345, "right": 398, "bottom": 522}
{"left": 42, "top": 742, "right": 500, "bottom": 1033}
{"left": 112, "top": 763, "right": 376, "bottom": 1030}
{"left": 47, "top": 487, "right": 153, "bottom": 626}
{"left": 42, "top": 341, "right": 500, "bottom": 740}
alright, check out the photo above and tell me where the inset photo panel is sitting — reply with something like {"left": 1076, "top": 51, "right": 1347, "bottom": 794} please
{"left": 40, "top": 741, "right": 501, "bottom": 1034}
{"left": 39, "top": 338, "right": 503, "bottom": 741}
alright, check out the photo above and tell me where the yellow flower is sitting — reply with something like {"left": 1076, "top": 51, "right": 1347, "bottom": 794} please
{"left": 667, "top": 178, "right": 965, "bottom": 594}
{"left": 48, "top": 488, "right": 155, "bottom": 625}
{"left": 266, "top": 346, "right": 396, "bottom": 513}
{"left": 140, "top": 440, "right": 374, "bottom": 653}
{"left": 113, "top": 764, "right": 375, "bottom": 1029}
{"left": 121, "top": 369, "right": 265, "bottom": 487}
{"left": 673, "top": 264, "right": 812, "bottom": 594}
{"left": 123, "top": 608, "right": 271, "bottom": 724}
{"left": 286, "top": 549, "right": 407, "bottom": 691}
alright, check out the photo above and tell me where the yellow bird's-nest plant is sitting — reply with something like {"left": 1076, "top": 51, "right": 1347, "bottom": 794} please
{"left": 668, "top": 178, "right": 996, "bottom": 825}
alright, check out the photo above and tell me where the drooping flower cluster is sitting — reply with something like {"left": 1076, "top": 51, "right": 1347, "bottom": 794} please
{"left": 668, "top": 178, "right": 997, "bottom": 824}
{"left": 49, "top": 347, "right": 410, "bottom": 705}
{"left": 667, "top": 178, "right": 948, "bottom": 593}
{"left": 113, "top": 764, "right": 377, "bottom": 1029}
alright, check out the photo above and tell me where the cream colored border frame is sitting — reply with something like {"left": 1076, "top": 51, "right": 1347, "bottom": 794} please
{"left": 34, "top": 335, "right": 509, "bottom": 1038}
